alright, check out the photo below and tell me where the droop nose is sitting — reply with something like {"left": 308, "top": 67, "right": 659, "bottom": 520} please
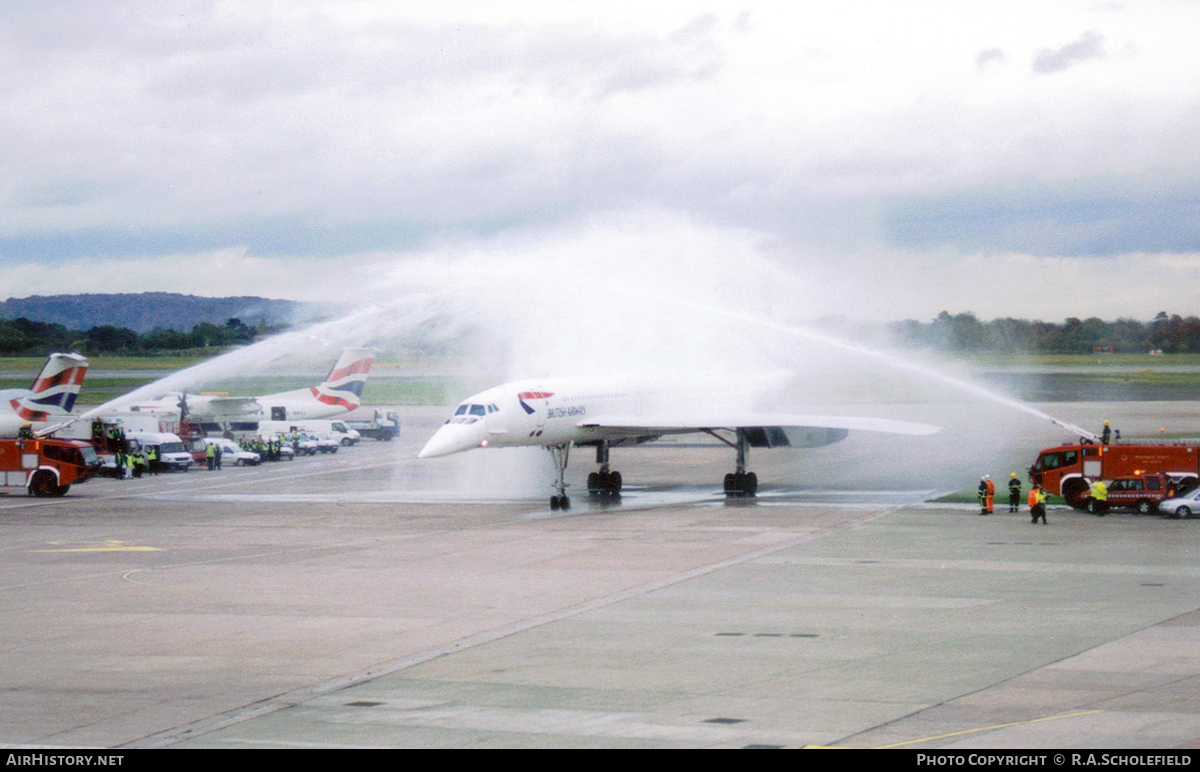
{"left": 418, "top": 421, "right": 485, "bottom": 458}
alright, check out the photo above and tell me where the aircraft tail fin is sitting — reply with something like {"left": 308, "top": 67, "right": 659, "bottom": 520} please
{"left": 308, "top": 347, "right": 376, "bottom": 412}
{"left": 11, "top": 353, "right": 89, "bottom": 421}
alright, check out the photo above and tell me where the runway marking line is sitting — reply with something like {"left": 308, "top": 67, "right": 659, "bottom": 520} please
{"left": 31, "top": 540, "right": 162, "bottom": 553}
{"left": 826, "top": 660, "right": 1200, "bottom": 748}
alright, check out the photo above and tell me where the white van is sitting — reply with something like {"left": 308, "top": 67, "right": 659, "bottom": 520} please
{"left": 256, "top": 420, "right": 361, "bottom": 447}
{"left": 127, "top": 431, "right": 193, "bottom": 471}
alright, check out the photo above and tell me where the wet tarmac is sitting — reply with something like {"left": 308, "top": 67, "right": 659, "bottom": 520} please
{"left": 2, "top": 407, "right": 1200, "bottom": 748}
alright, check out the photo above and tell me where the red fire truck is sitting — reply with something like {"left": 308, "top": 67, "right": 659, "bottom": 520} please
{"left": 1029, "top": 443, "right": 1200, "bottom": 509}
{"left": 0, "top": 437, "right": 99, "bottom": 497}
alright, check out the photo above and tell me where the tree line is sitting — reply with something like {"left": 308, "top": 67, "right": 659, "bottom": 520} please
{"left": 890, "top": 312, "right": 1200, "bottom": 354}
{"left": 6, "top": 311, "right": 1199, "bottom": 357}
{"left": 0, "top": 317, "right": 260, "bottom": 356}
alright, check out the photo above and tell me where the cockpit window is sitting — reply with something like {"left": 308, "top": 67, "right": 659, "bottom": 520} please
{"left": 469, "top": 404, "right": 486, "bottom": 417}
{"left": 454, "top": 404, "right": 469, "bottom": 416}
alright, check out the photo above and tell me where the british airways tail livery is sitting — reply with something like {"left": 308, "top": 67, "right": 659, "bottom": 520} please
{"left": 126, "top": 347, "right": 377, "bottom": 421}
{"left": 0, "top": 353, "right": 90, "bottom": 436}
{"left": 419, "top": 375, "right": 939, "bottom": 510}
{"left": 308, "top": 347, "right": 375, "bottom": 412}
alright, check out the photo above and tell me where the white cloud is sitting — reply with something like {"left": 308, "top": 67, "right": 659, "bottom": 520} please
{"left": 2, "top": 1, "right": 1200, "bottom": 322}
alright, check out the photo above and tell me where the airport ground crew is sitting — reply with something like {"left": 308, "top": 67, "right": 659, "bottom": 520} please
{"left": 1029, "top": 486, "right": 1047, "bottom": 524}
{"left": 132, "top": 451, "right": 145, "bottom": 478}
{"left": 214, "top": 444, "right": 222, "bottom": 470}
{"left": 1089, "top": 479, "right": 1108, "bottom": 516}
{"left": 18, "top": 422, "right": 34, "bottom": 439}
{"left": 1101, "top": 420, "right": 1112, "bottom": 444}
{"left": 147, "top": 445, "right": 159, "bottom": 475}
{"left": 1008, "top": 473, "right": 1022, "bottom": 513}
{"left": 206, "top": 441, "right": 216, "bottom": 471}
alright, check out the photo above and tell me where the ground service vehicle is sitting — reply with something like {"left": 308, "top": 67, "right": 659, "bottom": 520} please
{"left": 1030, "top": 443, "right": 1200, "bottom": 509}
{"left": 346, "top": 410, "right": 400, "bottom": 441}
{"left": 200, "top": 437, "right": 261, "bottom": 466}
{"left": 0, "top": 438, "right": 98, "bottom": 497}
{"left": 257, "top": 420, "right": 360, "bottom": 446}
{"left": 127, "top": 432, "right": 193, "bottom": 471}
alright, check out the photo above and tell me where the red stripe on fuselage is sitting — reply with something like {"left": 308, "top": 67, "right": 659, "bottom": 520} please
{"left": 309, "top": 387, "right": 359, "bottom": 409}
{"left": 11, "top": 400, "right": 49, "bottom": 421}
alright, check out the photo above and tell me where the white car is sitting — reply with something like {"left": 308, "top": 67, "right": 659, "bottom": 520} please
{"left": 203, "top": 437, "right": 261, "bottom": 467}
{"left": 312, "top": 433, "right": 340, "bottom": 454}
{"left": 1158, "top": 488, "right": 1200, "bottom": 518}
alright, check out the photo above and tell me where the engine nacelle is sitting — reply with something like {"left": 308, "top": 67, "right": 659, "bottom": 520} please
{"left": 743, "top": 426, "right": 850, "bottom": 449}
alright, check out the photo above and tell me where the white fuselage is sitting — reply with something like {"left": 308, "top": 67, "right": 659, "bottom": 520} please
{"left": 126, "top": 387, "right": 353, "bottom": 422}
{"left": 419, "top": 378, "right": 628, "bottom": 457}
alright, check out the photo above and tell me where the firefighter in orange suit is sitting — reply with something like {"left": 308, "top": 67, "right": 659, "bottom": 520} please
{"left": 1029, "top": 486, "right": 1047, "bottom": 524}
{"left": 978, "top": 475, "right": 995, "bottom": 515}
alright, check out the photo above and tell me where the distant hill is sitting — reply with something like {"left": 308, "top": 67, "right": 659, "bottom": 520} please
{"left": 0, "top": 293, "right": 303, "bottom": 333}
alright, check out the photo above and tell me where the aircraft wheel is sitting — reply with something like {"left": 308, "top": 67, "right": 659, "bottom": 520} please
{"left": 587, "top": 472, "right": 599, "bottom": 494}
{"left": 744, "top": 472, "right": 758, "bottom": 496}
{"left": 724, "top": 473, "right": 735, "bottom": 495}
{"left": 609, "top": 471, "right": 622, "bottom": 494}
{"left": 550, "top": 495, "right": 571, "bottom": 510}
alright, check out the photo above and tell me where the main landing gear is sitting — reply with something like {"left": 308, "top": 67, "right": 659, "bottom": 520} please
{"left": 707, "top": 428, "right": 758, "bottom": 498}
{"left": 587, "top": 441, "right": 622, "bottom": 498}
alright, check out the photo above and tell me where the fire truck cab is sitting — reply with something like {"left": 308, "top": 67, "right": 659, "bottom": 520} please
{"left": 0, "top": 438, "right": 99, "bottom": 497}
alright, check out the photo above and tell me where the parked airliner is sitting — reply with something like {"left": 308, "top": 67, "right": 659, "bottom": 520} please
{"left": 124, "top": 347, "right": 377, "bottom": 422}
{"left": 419, "top": 375, "right": 939, "bottom": 509}
{"left": 0, "top": 353, "right": 89, "bottom": 437}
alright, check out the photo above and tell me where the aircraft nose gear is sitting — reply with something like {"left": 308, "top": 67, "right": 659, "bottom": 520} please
{"left": 548, "top": 443, "right": 571, "bottom": 510}
{"left": 587, "top": 441, "right": 623, "bottom": 497}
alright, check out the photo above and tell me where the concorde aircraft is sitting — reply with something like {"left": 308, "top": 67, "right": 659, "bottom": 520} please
{"left": 0, "top": 353, "right": 89, "bottom": 437}
{"left": 122, "top": 347, "right": 377, "bottom": 422}
{"left": 419, "top": 375, "right": 939, "bottom": 510}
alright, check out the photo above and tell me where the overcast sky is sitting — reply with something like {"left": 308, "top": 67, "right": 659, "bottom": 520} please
{"left": 2, "top": 0, "right": 1199, "bottom": 323}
